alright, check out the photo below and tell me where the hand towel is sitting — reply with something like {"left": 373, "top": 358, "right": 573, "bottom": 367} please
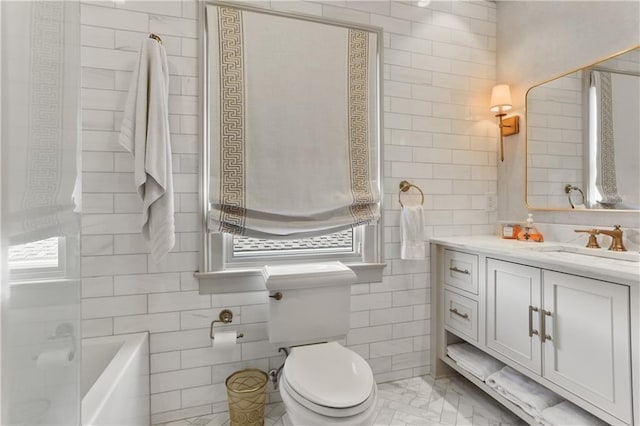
{"left": 119, "top": 38, "right": 174, "bottom": 263}
{"left": 400, "top": 205, "right": 425, "bottom": 260}
{"left": 446, "top": 343, "right": 505, "bottom": 381}
{"left": 541, "top": 401, "right": 607, "bottom": 426}
{"left": 486, "top": 366, "right": 562, "bottom": 419}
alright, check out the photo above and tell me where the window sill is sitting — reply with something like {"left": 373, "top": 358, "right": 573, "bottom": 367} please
{"left": 195, "top": 262, "right": 386, "bottom": 294}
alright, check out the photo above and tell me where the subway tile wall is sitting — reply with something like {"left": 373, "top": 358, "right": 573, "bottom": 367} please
{"left": 80, "top": 1, "right": 497, "bottom": 423}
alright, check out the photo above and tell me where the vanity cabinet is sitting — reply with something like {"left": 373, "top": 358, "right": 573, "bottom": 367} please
{"left": 431, "top": 239, "right": 637, "bottom": 426}
{"left": 486, "top": 259, "right": 632, "bottom": 422}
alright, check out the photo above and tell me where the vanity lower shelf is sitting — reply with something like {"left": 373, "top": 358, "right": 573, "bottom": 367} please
{"left": 439, "top": 355, "right": 537, "bottom": 426}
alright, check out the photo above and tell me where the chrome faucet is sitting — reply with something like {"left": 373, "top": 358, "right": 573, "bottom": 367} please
{"left": 575, "top": 225, "right": 627, "bottom": 251}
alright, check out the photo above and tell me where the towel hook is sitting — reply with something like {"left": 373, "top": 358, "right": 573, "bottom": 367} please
{"left": 149, "top": 33, "right": 163, "bottom": 45}
{"left": 398, "top": 180, "right": 424, "bottom": 207}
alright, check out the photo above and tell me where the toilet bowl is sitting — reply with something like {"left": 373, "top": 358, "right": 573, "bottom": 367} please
{"left": 278, "top": 342, "right": 378, "bottom": 425}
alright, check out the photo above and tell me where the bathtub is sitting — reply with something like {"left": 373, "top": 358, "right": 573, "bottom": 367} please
{"left": 81, "top": 332, "right": 150, "bottom": 426}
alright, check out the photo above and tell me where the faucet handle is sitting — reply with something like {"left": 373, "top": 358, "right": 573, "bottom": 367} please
{"left": 574, "top": 229, "right": 601, "bottom": 248}
{"left": 610, "top": 225, "right": 626, "bottom": 252}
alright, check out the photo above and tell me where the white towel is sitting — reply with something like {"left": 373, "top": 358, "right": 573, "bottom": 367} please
{"left": 400, "top": 205, "right": 425, "bottom": 260}
{"left": 119, "top": 38, "right": 175, "bottom": 263}
{"left": 486, "top": 366, "right": 562, "bottom": 420}
{"left": 446, "top": 343, "right": 505, "bottom": 381}
{"left": 541, "top": 401, "right": 607, "bottom": 426}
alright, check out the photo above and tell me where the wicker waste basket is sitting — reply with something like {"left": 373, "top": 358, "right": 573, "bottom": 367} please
{"left": 226, "top": 368, "right": 269, "bottom": 426}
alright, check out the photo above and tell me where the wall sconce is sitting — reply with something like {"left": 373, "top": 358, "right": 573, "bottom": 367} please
{"left": 490, "top": 84, "right": 520, "bottom": 162}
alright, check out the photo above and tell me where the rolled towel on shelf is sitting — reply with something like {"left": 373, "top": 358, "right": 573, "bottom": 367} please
{"left": 446, "top": 343, "right": 505, "bottom": 381}
{"left": 541, "top": 401, "right": 608, "bottom": 426}
{"left": 486, "top": 366, "right": 563, "bottom": 420}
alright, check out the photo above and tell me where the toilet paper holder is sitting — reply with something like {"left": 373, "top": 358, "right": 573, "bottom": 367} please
{"left": 33, "top": 323, "right": 77, "bottom": 361}
{"left": 209, "top": 309, "right": 244, "bottom": 340}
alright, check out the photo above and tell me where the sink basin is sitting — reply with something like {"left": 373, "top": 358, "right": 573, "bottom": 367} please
{"left": 526, "top": 244, "right": 640, "bottom": 262}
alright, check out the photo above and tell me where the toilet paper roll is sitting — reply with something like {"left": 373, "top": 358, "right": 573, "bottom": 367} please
{"left": 213, "top": 330, "right": 237, "bottom": 363}
{"left": 36, "top": 349, "right": 75, "bottom": 369}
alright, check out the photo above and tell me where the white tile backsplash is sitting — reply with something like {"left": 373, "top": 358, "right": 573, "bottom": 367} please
{"left": 150, "top": 329, "right": 212, "bottom": 354}
{"left": 82, "top": 294, "right": 147, "bottom": 319}
{"left": 150, "top": 351, "right": 182, "bottom": 374}
{"left": 148, "top": 291, "right": 211, "bottom": 313}
{"left": 80, "top": 0, "right": 497, "bottom": 421}
{"left": 81, "top": 3, "right": 149, "bottom": 31}
{"left": 114, "top": 312, "right": 181, "bottom": 334}
{"left": 151, "top": 391, "right": 182, "bottom": 416}
{"left": 151, "top": 366, "right": 211, "bottom": 394}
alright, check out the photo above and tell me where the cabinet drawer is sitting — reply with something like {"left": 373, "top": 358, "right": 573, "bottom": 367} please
{"left": 444, "top": 250, "right": 478, "bottom": 294}
{"left": 444, "top": 290, "right": 478, "bottom": 341}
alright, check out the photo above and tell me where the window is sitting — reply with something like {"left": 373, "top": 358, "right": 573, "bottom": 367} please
{"left": 7, "top": 236, "right": 66, "bottom": 280}
{"left": 198, "top": 4, "right": 384, "bottom": 292}
{"left": 225, "top": 227, "right": 364, "bottom": 268}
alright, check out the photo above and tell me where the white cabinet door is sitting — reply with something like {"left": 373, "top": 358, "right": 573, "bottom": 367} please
{"left": 542, "top": 271, "right": 632, "bottom": 424}
{"left": 486, "top": 259, "right": 542, "bottom": 374}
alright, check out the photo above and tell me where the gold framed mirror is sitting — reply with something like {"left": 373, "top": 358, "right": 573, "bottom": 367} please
{"left": 525, "top": 45, "right": 640, "bottom": 212}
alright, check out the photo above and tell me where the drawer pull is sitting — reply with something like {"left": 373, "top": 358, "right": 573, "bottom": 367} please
{"left": 528, "top": 305, "right": 539, "bottom": 337}
{"left": 449, "top": 307, "right": 469, "bottom": 320}
{"left": 449, "top": 266, "right": 470, "bottom": 275}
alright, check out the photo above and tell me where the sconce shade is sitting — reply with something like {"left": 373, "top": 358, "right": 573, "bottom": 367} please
{"left": 490, "top": 84, "right": 512, "bottom": 113}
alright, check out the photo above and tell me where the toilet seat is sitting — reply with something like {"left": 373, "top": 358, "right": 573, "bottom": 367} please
{"left": 283, "top": 342, "right": 374, "bottom": 408}
{"left": 280, "top": 373, "right": 377, "bottom": 418}
{"left": 279, "top": 372, "right": 379, "bottom": 426}
{"left": 279, "top": 342, "right": 377, "bottom": 422}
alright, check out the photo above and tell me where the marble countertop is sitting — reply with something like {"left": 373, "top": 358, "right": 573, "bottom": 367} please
{"left": 430, "top": 235, "right": 640, "bottom": 286}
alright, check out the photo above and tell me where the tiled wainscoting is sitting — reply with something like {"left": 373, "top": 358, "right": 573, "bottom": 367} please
{"left": 80, "top": 0, "right": 498, "bottom": 423}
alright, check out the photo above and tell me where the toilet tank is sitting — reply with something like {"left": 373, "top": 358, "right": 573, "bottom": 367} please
{"left": 262, "top": 262, "right": 356, "bottom": 346}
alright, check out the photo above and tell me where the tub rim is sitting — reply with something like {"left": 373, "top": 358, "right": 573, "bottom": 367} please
{"left": 81, "top": 332, "right": 149, "bottom": 426}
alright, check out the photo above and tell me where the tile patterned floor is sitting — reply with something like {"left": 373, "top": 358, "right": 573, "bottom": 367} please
{"left": 160, "top": 373, "right": 525, "bottom": 426}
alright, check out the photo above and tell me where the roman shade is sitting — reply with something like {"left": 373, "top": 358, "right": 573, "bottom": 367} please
{"left": 207, "top": 6, "right": 380, "bottom": 239}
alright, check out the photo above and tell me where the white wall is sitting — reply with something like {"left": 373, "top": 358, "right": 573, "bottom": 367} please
{"left": 79, "top": 0, "right": 497, "bottom": 423}
{"left": 496, "top": 1, "right": 640, "bottom": 228}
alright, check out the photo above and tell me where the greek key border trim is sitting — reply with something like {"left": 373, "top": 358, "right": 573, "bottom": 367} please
{"left": 599, "top": 72, "right": 622, "bottom": 205}
{"left": 218, "top": 7, "right": 247, "bottom": 234}
{"left": 347, "top": 29, "right": 375, "bottom": 224}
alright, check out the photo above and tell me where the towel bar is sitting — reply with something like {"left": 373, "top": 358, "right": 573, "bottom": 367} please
{"left": 399, "top": 180, "right": 424, "bottom": 207}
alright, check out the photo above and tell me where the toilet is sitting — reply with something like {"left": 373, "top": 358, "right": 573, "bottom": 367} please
{"left": 262, "top": 262, "right": 378, "bottom": 425}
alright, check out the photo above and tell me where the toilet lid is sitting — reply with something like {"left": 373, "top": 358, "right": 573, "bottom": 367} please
{"left": 281, "top": 373, "right": 377, "bottom": 418}
{"left": 284, "top": 342, "right": 374, "bottom": 408}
